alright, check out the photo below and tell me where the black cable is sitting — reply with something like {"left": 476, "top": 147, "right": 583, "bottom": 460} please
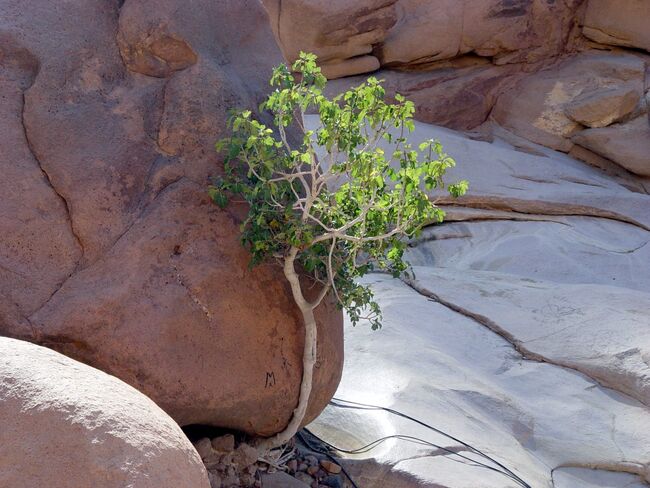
{"left": 324, "top": 397, "right": 532, "bottom": 488}
{"left": 297, "top": 430, "right": 360, "bottom": 488}
{"left": 304, "top": 428, "right": 529, "bottom": 487}
{"left": 329, "top": 397, "right": 531, "bottom": 487}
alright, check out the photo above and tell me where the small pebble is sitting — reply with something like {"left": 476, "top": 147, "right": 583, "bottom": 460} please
{"left": 211, "top": 434, "right": 235, "bottom": 452}
{"left": 305, "top": 455, "right": 319, "bottom": 467}
{"left": 207, "top": 472, "right": 222, "bottom": 488}
{"left": 287, "top": 459, "right": 298, "bottom": 473}
{"left": 294, "top": 472, "right": 314, "bottom": 485}
{"left": 307, "top": 465, "right": 320, "bottom": 476}
{"left": 298, "top": 462, "right": 309, "bottom": 472}
{"left": 320, "top": 460, "right": 342, "bottom": 474}
{"left": 194, "top": 437, "right": 214, "bottom": 460}
{"left": 234, "top": 443, "right": 259, "bottom": 467}
{"left": 321, "top": 475, "right": 343, "bottom": 488}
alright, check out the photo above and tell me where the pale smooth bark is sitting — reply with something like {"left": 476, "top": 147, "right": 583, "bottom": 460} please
{"left": 256, "top": 247, "right": 321, "bottom": 451}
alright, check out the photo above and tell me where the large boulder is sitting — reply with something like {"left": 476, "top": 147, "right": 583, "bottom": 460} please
{"left": 0, "top": 337, "right": 210, "bottom": 488}
{"left": 583, "top": 0, "right": 650, "bottom": 52}
{"left": 0, "top": 0, "right": 343, "bottom": 436}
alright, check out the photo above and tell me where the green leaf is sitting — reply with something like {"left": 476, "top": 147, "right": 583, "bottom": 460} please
{"left": 209, "top": 52, "right": 467, "bottom": 332}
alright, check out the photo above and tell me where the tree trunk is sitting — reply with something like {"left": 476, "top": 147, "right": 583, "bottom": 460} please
{"left": 256, "top": 247, "right": 318, "bottom": 451}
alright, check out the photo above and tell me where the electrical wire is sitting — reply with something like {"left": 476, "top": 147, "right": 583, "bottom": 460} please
{"left": 315, "top": 397, "right": 532, "bottom": 488}
{"left": 303, "top": 428, "right": 527, "bottom": 486}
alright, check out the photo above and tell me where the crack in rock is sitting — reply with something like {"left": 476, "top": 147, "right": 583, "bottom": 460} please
{"left": 437, "top": 198, "right": 650, "bottom": 231}
{"left": 27, "top": 176, "right": 188, "bottom": 321}
{"left": 21, "top": 92, "right": 84, "bottom": 261}
{"left": 400, "top": 275, "right": 650, "bottom": 410}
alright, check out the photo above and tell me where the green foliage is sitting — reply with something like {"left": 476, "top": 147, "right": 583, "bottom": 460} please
{"left": 211, "top": 52, "right": 467, "bottom": 330}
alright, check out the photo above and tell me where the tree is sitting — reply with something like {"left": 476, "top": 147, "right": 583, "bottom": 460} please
{"left": 210, "top": 52, "right": 468, "bottom": 450}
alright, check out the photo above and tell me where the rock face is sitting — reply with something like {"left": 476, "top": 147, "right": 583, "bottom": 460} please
{"left": 272, "top": 0, "right": 650, "bottom": 181}
{"left": 572, "top": 116, "right": 650, "bottom": 176}
{"left": 491, "top": 51, "right": 646, "bottom": 152}
{"left": 564, "top": 86, "right": 640, "bottom": 128}
{"left": 379, "top": 0, "right": 582, "bottom": 68}
{"left": 261, "top": 0, "right": 399, "bottom": 79}
{"left": 307, "top": 118, "right": 650, "bottom": 488}
{"left": 0, "top": 337, "right": 210, "bottom": 488}
{"left": 265, "top": 0, "right": 583, "bottom": 77}
{"left": 0, "top": 0, "right": 343, "bottom": 436}
{"left": 275, "top": 2, "right": 649, "bottom": 486}
{"left": 583, "top": 0, "right": 650, "bottom": 52}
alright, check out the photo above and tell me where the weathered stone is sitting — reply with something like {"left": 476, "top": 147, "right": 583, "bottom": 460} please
{"left": 295, "top": 472, "right": 316, "bottom": 485}
{"left": 492, "top": 52, "right": 646, "bottom": 151}
{"left": 195, "top": 438, "right": 215, "bottom": 460}
{"left": 212, "top": 434, "right": 236, "bottom": 453}
{"left": 263, "top": 0, "right": 582, "bottom": 78}
{"left": 564, "top": 86, "right": 641, "bottom": 128}
{"left": 0, "top": 337, "right": 210, "bottom": 488}
{"left": 381, "top": 0, "right": 582, "bottom": 68}
{"left": 572, "top": 116, "right": 650, "bottom": 177}
{"left": 118, "top": 28, "right": 197, "bottom": 77}
{"left": 321, "top": 475, "right": 343, "bottom": 488}
{"left": 28, "top": 180, "right": 343, "bottom": 436}
{"left": 0, "top": 34, "right": 81, "bottom": 333}
{"left": 208, "top": 472, "right": 223, "bottom": 488}
{"left": 233, "top": 443, "right": 259, "bottom": 467}
{"left": 583, "top": 0, "right": 650, "bottom": 52}
{"left": 323, "top": 61, "right": 518, "bottom": 130}
{"left": 261, "top": 0, "right": 398, "bottom": 79}
{"left": 320, "top": 460, "right": 342, "bottom": 474}
{"left": 261, "top": 472, "right": 311, "bottom": 488}
{"left": 0, "top": 0, "right": 343, "bottom": 437}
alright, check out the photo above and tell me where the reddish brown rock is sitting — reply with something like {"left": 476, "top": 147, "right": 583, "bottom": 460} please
{"left": 0, "top": 34, "right": 81, "bottom": 334}
{"left": 261, "top": 0, "right": 399, "bottom": 79}
{"left": 564, "top": 86, "right": 640, "bottom": 128}
{"left": 491, "top": 52, "right": 646, "bottom": 151}
{"left": 572, "top": 116, "right": 650, "bottom": 177}
{"left": 263, "top": 0, "right": 583, "bottom": 78}
{"left": 381, "top": 0, "right": 583, "bottom": 69}
{"left": 0, "top": 0, "right": 343, "bottom": 436}
{"left": 583, "top": 0, "right": 650, "bottom": 52}
{"left": 324, "top": 60, "right": 518, "bottom": 130}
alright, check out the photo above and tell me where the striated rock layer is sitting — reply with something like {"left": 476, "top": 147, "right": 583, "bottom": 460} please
{"left": 0, "top": 0, "right": 343, "bottom": 436}
{"left": 274, "top": 0, "right": 650, "bottom": 179}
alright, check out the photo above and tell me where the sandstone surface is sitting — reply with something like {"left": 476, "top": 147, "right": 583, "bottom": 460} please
{"left": 0, "top": 337, "right": 210, "bottom": 488}
{"left": 307, "top": 117, "right": 650, "bottom": 488}
{"left": 380, "top": 0, "right": 582, "bottom": 68}
{"left": 583, "top": 0, "right": 650, "bottom": 52}
{"left": 572, "top": 116, "right": 650, "bottom": 177}
{"left": 564, "top": 85, "right": 640, "bottom": 128}
{"left": 261, "top": 0, "right": 399, "bottom": 79}
{"left": 0, "top": 0, "right": 343, "bottom": 436}
{"left": 266, "top": 0, "right": 584, "bottom": 78}
{"left": 491, "top": 52, "right": 646, "bottom": 152}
